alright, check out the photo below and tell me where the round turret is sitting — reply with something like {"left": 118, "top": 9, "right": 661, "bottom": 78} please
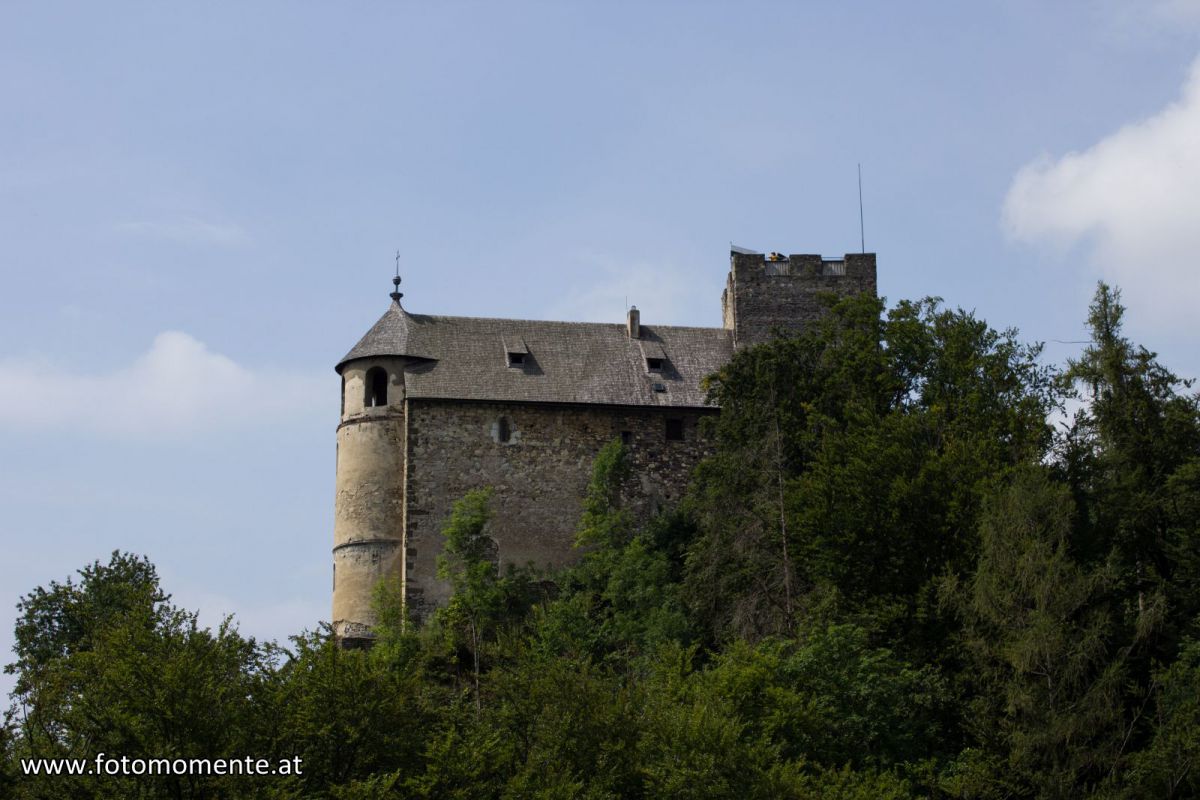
{"left": 331, "top": 289, "right": 432, "bottom": 644}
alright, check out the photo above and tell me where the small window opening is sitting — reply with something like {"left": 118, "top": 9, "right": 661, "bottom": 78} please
{"left": 340, "top": 375, "right": 346, "bottom": 417}
{"left": 652, "top": 383, "right": 667, "bottom": 393}
{"left": 365, "top": 367, "right": 388, "bottom": 407}
{"left": 497, "top": 416, "right": 511, "bottom": 443}
{"left": 332, "top": 563, "right": 336, "bottom": 592}
{"left": 665, "top": 418, "right": 684, "bottom": 441}
{"left": 503, "top": 336, "right": 530, "bottom": 367}
{"left": 620, "top": 430, "right": 632, "bottom": 445}
{"left": 646, "top": 357, "right": 664, "bottom": 371}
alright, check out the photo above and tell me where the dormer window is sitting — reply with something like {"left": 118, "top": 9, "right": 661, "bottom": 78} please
{"left": 640, "top": 340, "right": 667, "bottom": 373}
{"left": 503, "top": 335, "right": 529, "bottom": 368}
{"left": 365, "top": 367, "right": 388, "bottom": 407}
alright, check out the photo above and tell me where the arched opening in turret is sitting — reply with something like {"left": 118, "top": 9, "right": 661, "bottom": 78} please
{"left": 365, "top": 367, "right": 388, "bottom": 407}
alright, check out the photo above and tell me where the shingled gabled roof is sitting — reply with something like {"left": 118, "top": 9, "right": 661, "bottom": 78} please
{"left": 337, "top": 300, "right": 733, "bottom": 409}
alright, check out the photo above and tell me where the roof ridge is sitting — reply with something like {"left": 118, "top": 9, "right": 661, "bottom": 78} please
{"left": 410, "top": 312, "right": 727, "bottom": 334}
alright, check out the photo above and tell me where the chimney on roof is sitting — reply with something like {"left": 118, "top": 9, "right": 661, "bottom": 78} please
{"left": 627, "top": 306, "right": 640, "bottom": 339}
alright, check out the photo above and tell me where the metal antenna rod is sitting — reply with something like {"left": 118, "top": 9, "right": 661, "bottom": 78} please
{"left": 858, "top": 163, "right": 865, "bottom": 254}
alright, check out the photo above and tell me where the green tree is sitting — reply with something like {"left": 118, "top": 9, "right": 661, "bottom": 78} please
{"left": 7, "top": 551, "right": 168, "bottom": 701}
{"left": 575, "top": 438, "right": 635, "bottom": 550}
{"left": 0, "top": 715, "right": 16, "bottom": 798}
{"left": 686, "top": 293, "right": 1056, "bottom": 651}
{"left": 433, "top": 488, "right": 536, "bottom": 709}
{"left": 539, "top": 441, "right": 693, "bottom": 662}
{"left": 700, "top": 626, "right": 948, "bottom": 771}
{"left": 635, "top": 644, "right": 782, "bottom": 800}
{"left": 7, "top": 571, "right": 275, "bottom": 799}
{"left": 1122, "top": 639, "right": 1200, "bottom": 798}
{"left": 480, "top": 653, "right": 640, "bottom": 799}
{"left": 949, "top": 467, "right": 1139, "bottom": 798}
{"left": 270, "top": 627, "right": 428, "bottom": 797}
{"left": 1061, "top": 283, "right": 1200, "bottom": 650}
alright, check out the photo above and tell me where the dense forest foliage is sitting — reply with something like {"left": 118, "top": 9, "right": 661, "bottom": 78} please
{"left": 5, "top": 284, "right": 1200, "bottom": 799}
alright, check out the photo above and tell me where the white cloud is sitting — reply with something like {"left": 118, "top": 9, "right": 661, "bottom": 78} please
{"left": 0, "top": 332, "right": 326, "bottom": 438}
{"left": 1003, "top": 56, "right": 1200, "bottom": 327}
{"left": 545, "top": 252, "right": 718, "bottom": 327}
{"left": 113, "top": 216, "right": 250, "bottom": 247}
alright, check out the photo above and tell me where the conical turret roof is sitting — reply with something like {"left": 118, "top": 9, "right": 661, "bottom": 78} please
{"left": 335, "top": 299, "right": 436, "bottom": 373}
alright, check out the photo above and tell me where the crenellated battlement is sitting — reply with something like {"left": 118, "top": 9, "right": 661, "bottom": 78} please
{"left": 722, "top": 250, "right": 877, "bottom": 348}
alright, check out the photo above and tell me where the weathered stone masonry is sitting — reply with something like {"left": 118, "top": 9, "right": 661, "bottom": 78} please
{"left": 403, "top": 400, "right": 713, "bottom": 616}
{"left": 332, "top": 249, "right": 877, "bottom": 643}
{"left": 723, "top": 251, "right": 877, "bottom": 348}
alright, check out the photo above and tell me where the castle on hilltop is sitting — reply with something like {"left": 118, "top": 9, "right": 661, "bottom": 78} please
{"left": 332, "top": 249, "right": 877, "bottom": 643}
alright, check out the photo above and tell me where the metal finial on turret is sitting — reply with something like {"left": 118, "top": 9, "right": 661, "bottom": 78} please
{"left": 390, "top": 250, "right": 404, "bottom": 302}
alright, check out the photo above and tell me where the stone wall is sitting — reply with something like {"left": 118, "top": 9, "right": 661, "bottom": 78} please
{"left": 723, "top": 252, "right": 876, "bottom": 348}
{"left": 332, "top": 355, "right": 412, "bottom": 643}
{"left": 402, "top": 398, "right": 714, "bottom": 616}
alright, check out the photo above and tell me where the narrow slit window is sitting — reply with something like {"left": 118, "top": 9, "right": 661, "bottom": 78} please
{"left": 620, "top": 430, "right": 632, "bottom": 445}
{"left": 665, "top": 418, "right": 684, "bottom": 441}
{"left": 497, "top": 416, "right": 511, "bottom": 443}
{"left": 365, "top": 367, "right": 388, "bottom": 407}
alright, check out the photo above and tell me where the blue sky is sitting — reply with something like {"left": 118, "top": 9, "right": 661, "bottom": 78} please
{"left": 3, "top": 1, "right": 1200, "bottom": 695}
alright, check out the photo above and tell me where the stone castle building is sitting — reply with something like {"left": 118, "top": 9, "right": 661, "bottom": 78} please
{"left": 332, "top": 249, "right": 877, "bottom": 642}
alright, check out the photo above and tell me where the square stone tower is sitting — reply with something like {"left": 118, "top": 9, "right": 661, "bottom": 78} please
{"left": 722, "top": 251, "right": 877, "bottom": 349}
